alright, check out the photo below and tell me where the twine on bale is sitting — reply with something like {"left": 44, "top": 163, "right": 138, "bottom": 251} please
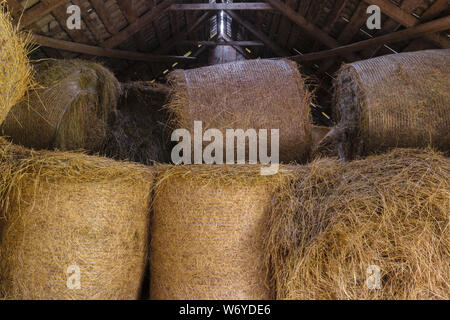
{"left": 150, "top": 164, "right": 294, "bottom": 300}
{"left": 166, "top": 59, "right": 312, "bottom": 163}
{"left": 0, "top": 4, "right": 34, "bottom": 125}
{"left": 1, "top": 59, "right": 120, "bottom": 152}
{"left": 328, "top": 49, "right": 450, "bottom": 160}
{"left": 101, "top": 81, "right": 171, "bottom": 164}
{"left": 265, "top": 148, "right": 450, "bottom": 300}
{"left": 0, "top": 139, "right": 153, "bottom": 299}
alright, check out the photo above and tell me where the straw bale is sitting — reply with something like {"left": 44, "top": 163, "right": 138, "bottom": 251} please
{"left": 265, "top": 148, "right": 450, "bottom": 299}
{"left": 0, "top": 5, "right": 34, "bottom": 125}
{"left": 331, "top": 49, "right": 450, "bottom": 160}
{"left": 101, "top": 81, "right": 171, "bottom": 164}
{"left": 1, "top": 59, "right": 120, "bottom": 152}
{"left": 0, "top": 139, "right": 153, "bottom": 299}
{"left": 166, "top": 59, "right": 312, "bottom": 162}
{"left": 150, "top": 164, "right": 293, "bottom": 299}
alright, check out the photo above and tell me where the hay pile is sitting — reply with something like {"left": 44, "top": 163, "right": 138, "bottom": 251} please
{"left": 328, "top": 49, "right": 450, "bottom": 160}
{"left": 311, "top": 125, "right": 337, "bottom": 158}
{"left": 167, "top": 59, "right": 312, "bottom": 163}
{"left": 101, "top": 81, "right": 171, "bottom": 164}
{"left": 1, "top": 59, "right": 120, "bottom": 152}
{"left": 0, "top": 5, "right": 34, "bottom": 125}
{"left": 150, "top": 165, "right": 293, "bottom": 299}
{"left": 0, "top": 139, "right": 153, "bottom": 299}
{"left": 265, "top": 148, "right": 450, "bottom": 299}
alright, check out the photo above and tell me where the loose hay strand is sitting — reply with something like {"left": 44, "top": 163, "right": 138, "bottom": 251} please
{"left": 265, "top": 148, "right": 450, "bottom": 299}
{"left": 0, "top": 3, "right": 34, "bottom": 125}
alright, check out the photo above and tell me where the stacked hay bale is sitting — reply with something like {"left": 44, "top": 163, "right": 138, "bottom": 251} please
{"left": 151, "top": 165, "right": 293, "bottom": 299}
{"left": 167, "top": 59, "right": 312, "bottom": 163}
{"left": 0, "top": 6, "right": 34, "bottom": 125}
{"left": 324, "top": 49, "right": 450, "bottom": 160}
{"left": 101, "top": 81, "right": 171, "bottom": 164}
{"left": 0, "top": 139, "right": 153, "bottom": 299}
{"left": 1, "top": 59, "right": 120, "bottom": 153}
{"left": 265, "top": 148, "right": 450, "bottom": 299}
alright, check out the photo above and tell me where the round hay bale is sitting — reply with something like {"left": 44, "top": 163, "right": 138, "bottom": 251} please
{"left": 151, "top": 165, "right": 293, "bottom": 299}
{"left": 0, "top": 139, "right": 153, "bottom": 299}
{"left": 332, "top": 49, "right": 450, "bottom": 160}
{"left": 266, "top": 148, "right": 450, "bottom": 299}
{"left": 101, "top": 81, "right": 171, "bottom": 164}
{"left": 0, "top": 6, "right": 34, "bottom": 125}
{"left": 1, "top": 59, "right": 120, "bottom": 152}
{"left": 167, "top": 59, "right": 312, "bottom": 163}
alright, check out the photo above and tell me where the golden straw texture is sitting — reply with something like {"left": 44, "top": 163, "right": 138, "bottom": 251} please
{"left": 151, "top": 164, "right": 294, "bottom": 299}
{"left": 1, "top": 59, "right": 120, "bottom": 152}
{"left": 266, "top": 148, "right": 450, "bottom": 299}
{"left": 166, "top": 59, "right": 312, "bottom": 162}
{"left": 0, "top": 139, "right": 153, "bottom": 299}
{"left": 0, "top": 4, "right": 34, "bottom": 125}
{"left": 331, "top": 49, "right": 450, "bottom": 160}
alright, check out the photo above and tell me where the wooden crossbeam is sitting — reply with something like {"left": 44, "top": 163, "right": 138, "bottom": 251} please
{"left": 225, "top": 10, "right": 289, "bottom": 56}
{"left": 169, "top": 3, "right": 273, "bottom": 11}
{"left": 31, "top": 34, "right": 197, "bottom": 62}
{"left": 177, "top": 40, "right": 265, "bottom": 47}
{"left": 290, "top": 15, "right": 450, "bottom": 62}
{"left": 363, "top": 0, "right": 450, "bottom": 48}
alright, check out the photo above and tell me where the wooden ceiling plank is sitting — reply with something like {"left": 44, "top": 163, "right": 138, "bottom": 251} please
{"left": 89, "top": 0, "right": 119, "bottom": 35}
{"left": 363, "top": 0, "right": 450, "bottom": 48}
{"left": 116, "top": 0, "right": 148, "bottom": 51}
{"left": 225, "top": 10, "right": 290, "bottom": 56}
{"left": 15, "top": 0, "right": 67, "bottom": 28}
{"left": 31, "top": 33, "right": 197, "bottom": 62}
{"left": 50, "top": 3, "right": 92, "bottom": 44}
{"left": 290, "top": 15, "right": 450, "bottom": 61}
{"left": 101, "top": 0, "right": 175, "bottom": 49}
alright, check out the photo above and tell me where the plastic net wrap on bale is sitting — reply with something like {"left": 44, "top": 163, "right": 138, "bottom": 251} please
{"left": 0, "top": 139, "right": 153, "bottom": 299}
{"left": 1, "top": 59, "right": 120, "bottom": 153}
{"left": 167, "top": 59, "right": 312, "bottom": 163}
{"left": 101, "top": 81, "right": 171, "bottom": 164}
{"left": 151, "top": 165, "right": 293, "bottom": 299}
{"left": 330, "top": 49, "right": 450, "bottom": 160}
{"left": 0, "top": 6, "right": 34, "bottom": 125}
{"left": 265, "top": 149, "right": 450, "bottom": 300}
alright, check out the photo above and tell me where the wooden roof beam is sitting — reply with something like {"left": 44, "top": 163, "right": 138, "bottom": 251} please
{"left": 13, "top": 0, "right": 67, "bottom": 29}
{"left": 290, "top": 15, "right": 450, "bottom": 62}
{"left": 363, "top": 0, "right": 450, "bottom": 48}
{"left": 169, "top": 3, "right": 273, "bottom": 11}
{"left": 101, "top": 0, "right": 175, "bottom": 49}
{"left": 264, "top": 0, "right": 358, "bottom": 61}
{"left": 31, "top": 34, "right": 197, "bottom": 62}
{"left": 225, "top": 10, "right": 289, "bottom": 56}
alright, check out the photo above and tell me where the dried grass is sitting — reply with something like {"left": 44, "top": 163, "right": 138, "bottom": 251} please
{"left": 330, "top": 50, "right": 450, "bottom": 160}
{"left": 0, "top": 138, "right": 153, "bottom": 299}
{"left": 265, "top": 148, "right": 450, "bottom": 299}
{"left": 1, "top": 59, "right": 120, "bottom": 152}
{"left": 150, "top": 164, "right": 294, "bottom": 299}
{"left": 101, "top": 81, "right": 171, "bottom": 164}
{"left": 165, "top": 59, "right": 312, "bottom": 163}
{"left": 0, "top": 4, "right": 34, "bottom": 125}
